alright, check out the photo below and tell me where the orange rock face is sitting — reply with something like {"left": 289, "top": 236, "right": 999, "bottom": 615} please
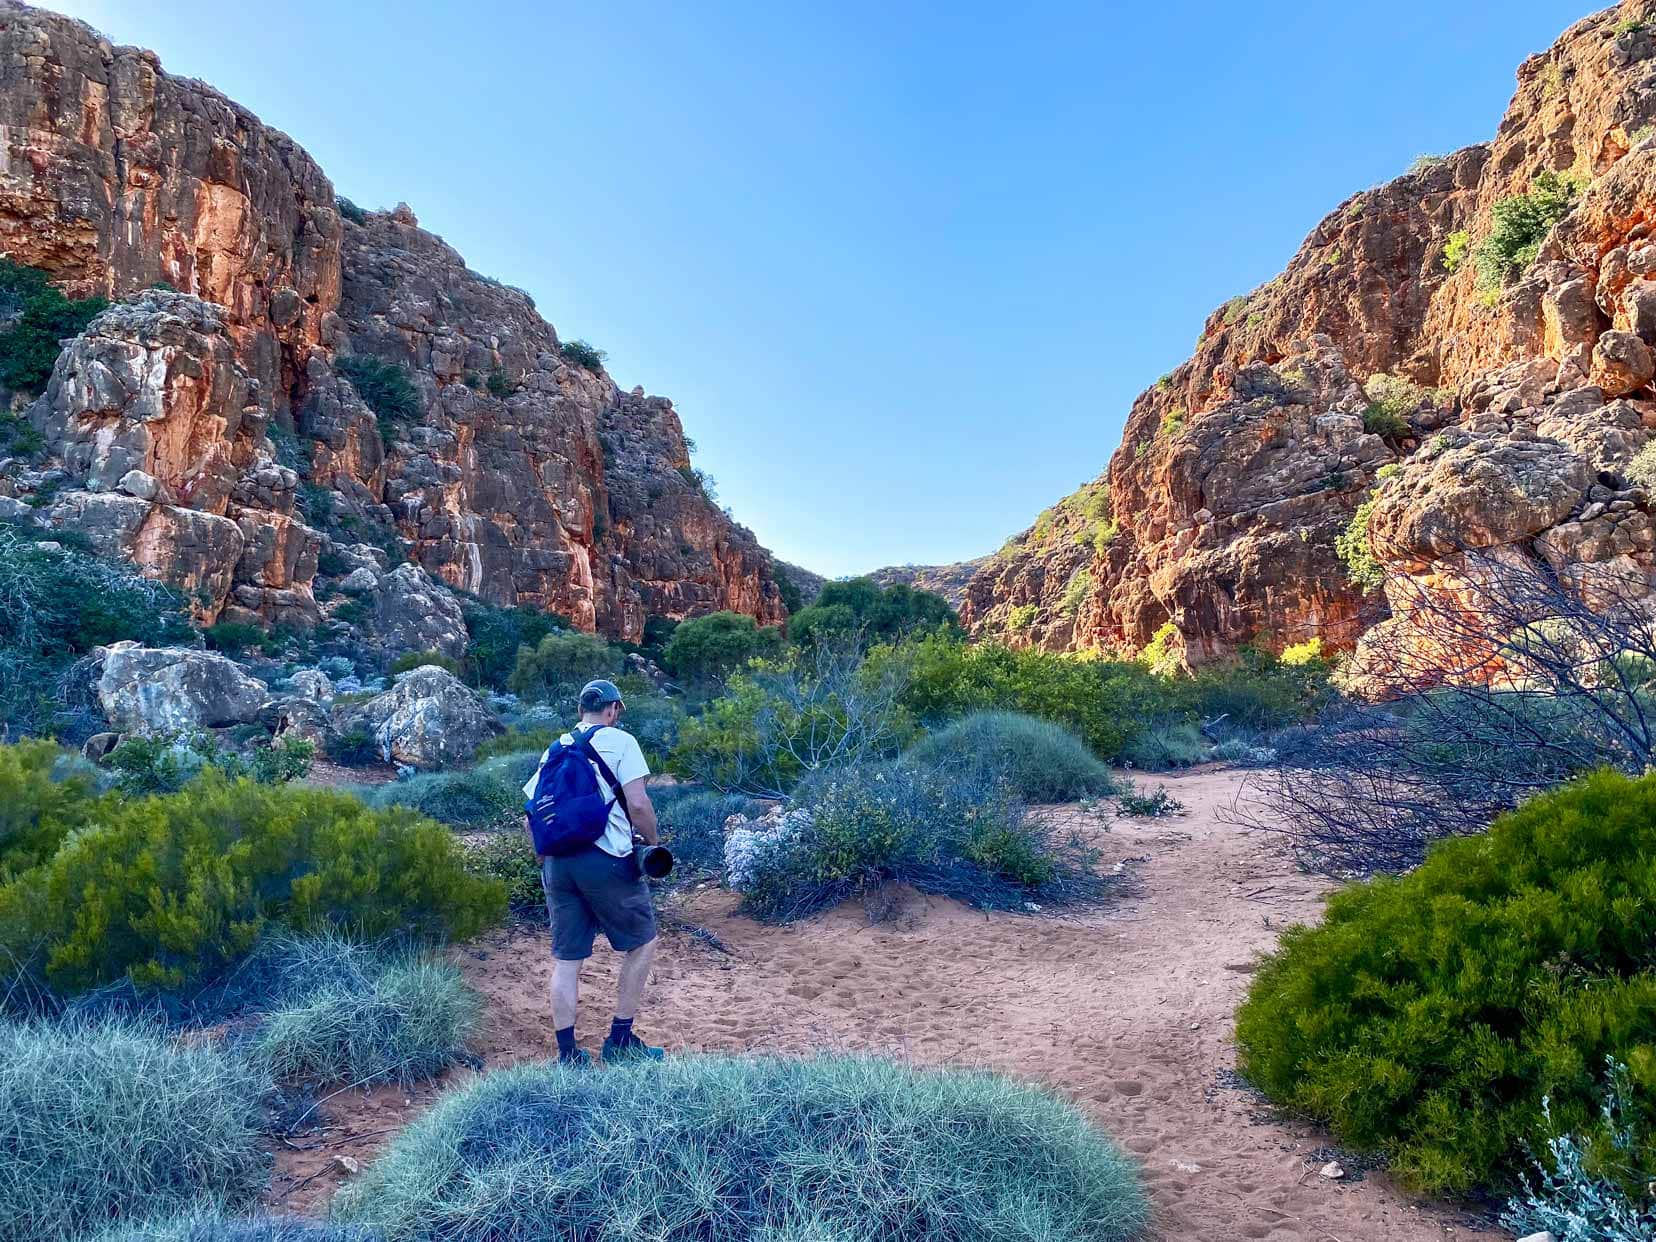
{"left": 0, "top": 2, "right": 783, "bottom": 644}
{"left": 963, "top": 3, "right": 1656, "bottom": 668}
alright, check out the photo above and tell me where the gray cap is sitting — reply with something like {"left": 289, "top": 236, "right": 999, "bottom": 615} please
{"left": 579, "top": 679, "right": 624, "bottom": 709}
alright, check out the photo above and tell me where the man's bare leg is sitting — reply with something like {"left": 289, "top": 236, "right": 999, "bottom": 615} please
{"left": 614, "top": 938, "right": 657, "bottom": 1020}
{"left": 551, "top": 957, "right": 583, "bottom": 1032}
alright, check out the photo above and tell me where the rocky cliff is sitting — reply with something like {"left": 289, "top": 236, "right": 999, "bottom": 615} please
{"left": 961, "top": 2, "right": 1656, "bottom": 670}
{"left": 0, "top": 1, "right": 783, "bottom": 654}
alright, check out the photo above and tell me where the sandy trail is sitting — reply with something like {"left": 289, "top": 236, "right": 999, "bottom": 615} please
{"left": 270, "top": 766, "right": 1499, "bottom": 1241}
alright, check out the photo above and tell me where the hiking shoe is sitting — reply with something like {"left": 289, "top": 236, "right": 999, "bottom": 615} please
{"left": 602, "top": 1032, "right": 665, "bottom": 1064}
{"left": 558, "top": 1047, "right": 593, "bottom": 1069}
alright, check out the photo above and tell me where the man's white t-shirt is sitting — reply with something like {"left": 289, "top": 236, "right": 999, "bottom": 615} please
{"left": 522, "top": 725, "right": 649, "bottom": 858}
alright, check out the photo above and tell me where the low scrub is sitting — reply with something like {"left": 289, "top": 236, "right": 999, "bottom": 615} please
{"left": 363, "top": 766, "right": 522, "bottom": 830}
{"left": 106, "top": 733, "right": 314, "bottom": 796}
{"left": 1236, "top": 769, "right": 1656, "bottom": 1196}
{"left": 334, "top": 1054, "right": 1147, "bottom": 1241}
{"left": 457, "top": 597, "right": 566, "bottom": 690}
{"left": 507, "top": 630, "right": 621, "bottom": 703}
{"left": 336, "top": 355, "right": 420, "bottom": 428}
{"left": 250, "top": 934, "right": 479, "bottom": 1087}
{"left": 1119, "top": 719, "right": 1207, "bottom": 770}
{"left": 0, "top": 768, "right": 504, "bottom": 997}
{"left": 729, "top": 761, "right": 1105, "bottom": 922}
{"left": 650, "top": 784, "right": 768, "bottom": 873}
{"left": 0, "top": 737, "right": 104, "bottom": 876}
{"left": 906, "top": 710, "right": 1117, "bottom": 802}
{"left": 558, "top": 338, "right": 607, "bottom": 371}
{"left": 464, "top": 831, "right": 544, "bottom": 918}
{"left": 0, "top": 524, "right": 189, "bottom": 737}
{"left": 0, "top": 1016, "right": 270, "bottom": 1242}
{"left": 1501, "top": 1058, "right": 1656, "bottom": 1242}
{"left": 91, "top": 1215, "right": 378, "bottom": 1241}
{"left": 1116, "top": 784, "right": 1183, "bottom": 817}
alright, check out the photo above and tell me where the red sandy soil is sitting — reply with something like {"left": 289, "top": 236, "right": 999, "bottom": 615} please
{"left": 268, "top": 766, "right": 1501, "bottom": 1241}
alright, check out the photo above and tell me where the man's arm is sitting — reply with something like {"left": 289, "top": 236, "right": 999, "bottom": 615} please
{"left": 623, "top": 778, "right": 659, "bottom": 846}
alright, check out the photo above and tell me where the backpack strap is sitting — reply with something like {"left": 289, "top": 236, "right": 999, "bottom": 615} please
{"left": 574, "top": 725, "right": 634, "bottom": 826}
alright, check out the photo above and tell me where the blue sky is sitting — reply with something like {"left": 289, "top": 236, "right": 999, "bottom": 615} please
{"left": 58, "top": 1, "right": 1582, "bottom": 576}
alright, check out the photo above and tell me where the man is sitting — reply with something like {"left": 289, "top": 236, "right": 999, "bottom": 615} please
{"left": 522, "top": 678, "right": 665, "bottom": 1066}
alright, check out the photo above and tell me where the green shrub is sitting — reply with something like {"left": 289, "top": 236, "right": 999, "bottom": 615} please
{"left": 203, "top": 621, "right": 267, "bottom": 657}
{"left": 336, "top": 355, "right": 420, "bottom": 431}
{"left": 252, "top": 934, "right": 479, "bottom": 1086}
{"left": 327, "top": 727, "right": 379, "bottom": 767}
{"left": 1185, "top": 646, "right": 1333, "bottom": 733}
{"left": 906, "top": 711, "right": 1116, "bottom": 803}
{"left": 464, "top": 831, "right": 543, "bottom": 917}
{"left": 507, "top": 630, "right": 622, "bottom": 702}
{"left": 1442, "top": 228, "right": 1471, "bottom": 273}
{"left": 365, "top": 767, "right": 522, "bottom": 830}
{"left": 1118, "top": 720, "right": 1207, "bottom": 770}
{"left": 0, "top": 1016, "right": 271, "bottom": 1242}
{"left": 1058, "top": 568, "right": 1093, "bottom": 618}
{"left": 0, "top": 739, "right": 103, "bottom": 876}
{"left": 661, "top": 609, "right": 783, "bottom": 685}
{"left": 1137, "top": 620, "right": 1181, "bottom": 675}
{"left": 1335, "top": 472, "right": 1395, "bottom": 591}
{"left": 0, "top": 258, "right": 108, "bottom": 396}
{"left": 1362, "top": 406, "right": 1410, "bottom": 438}
{"left": 1235, "top": 769, "right": 1656, "bottom": 1196}
{"left": 558, "top": 339, "right": 607, "bottom": 371}
{"left": 388, "top": 650, "right": 460, "bottom": 679}
{"left": 772, "top": 567, "right": 804, "bottom": 614}
{"left": 336, "top": 196, "right": 369, "bottom": 225}
{"left": 1472, "top": 171, "right": 1583, "bottom": 295}
{"left": 1007, "top": 603, "right": 1039, "bottom": 630}
{"left": 105, "top": 734, "right": 314, "bottom": 796}
{"left": 333, "top": 1053, "right": 1148, "bottom": 1242}
{"left": 245, "top": 738, "right": 316, "bottom": 785}
{"left": 884, "top": 632, "right": 1183, "bottom": 764}
{"left": 1158, "top": 406, "right": 1186, "bottom": 437}
{"left": 1116, "top": 783, "right": 1184, "bottom": 817}
{"left": 104, "top": 733, "right": 217, "bottom": 795}
{"left": 0, "top": 527, "right": 189, "bottom": 659}
{"left": 732, "top": 760, "right": 1104, "bottom": 922}
{"left": 670, "top": 652, "right": 917, "bottom": 799}
{"left": 787, "top": 577, "right": 957, "bottom": 647}
{"left": 484, "top": 367, "right": 512, "bottom": 398}
{"left": 456, "top": 597, "right": 566, "bottom": 690}
{"left": 0, "top": 771, "right": 505, "bottom": 995}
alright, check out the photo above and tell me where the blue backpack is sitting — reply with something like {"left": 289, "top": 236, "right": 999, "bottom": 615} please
{"left": 525, "top": 725, "right": 631, "bottom": 857}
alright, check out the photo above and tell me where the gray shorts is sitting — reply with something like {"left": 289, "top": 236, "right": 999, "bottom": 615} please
{"left": 542, "top": 847, "right": 658, "bottom": 961}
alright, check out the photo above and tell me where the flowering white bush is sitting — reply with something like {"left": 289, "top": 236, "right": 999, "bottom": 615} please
{"left": 722, "top": 807, "right": 812, "bottom": 892}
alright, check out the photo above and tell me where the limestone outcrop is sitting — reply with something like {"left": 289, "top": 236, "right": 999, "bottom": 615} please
{"left": 0, "top": 1, "right": 784, "bottom": 654}
{"left": 335, "top": 664, "right": 501, "bottom": 769}
{"left": 95, "top": 642, "right": 269, "bottom": 733}
{"left": 961, "top": 4, "right": 1656, "bottom": 671}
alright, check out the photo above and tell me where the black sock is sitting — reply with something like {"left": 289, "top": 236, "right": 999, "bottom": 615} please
{"left": 609, "top": 1016, "right": 634, "bottom": 1044}
{"left": 555, "top": 1025, "right": 577, "bottom": 1058}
